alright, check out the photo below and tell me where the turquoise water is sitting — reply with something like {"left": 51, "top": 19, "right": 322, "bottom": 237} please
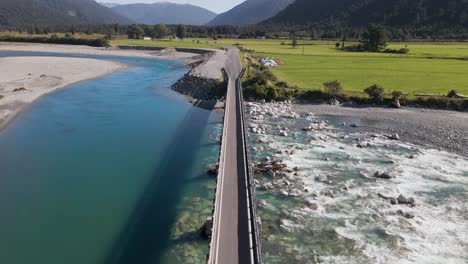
{"left": 0, "top": 53, "right": 220, "bottom": 264}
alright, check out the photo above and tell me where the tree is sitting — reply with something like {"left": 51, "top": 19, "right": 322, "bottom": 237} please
{"left": 361, "top": 24, "right": 388, "bottom": 52}
{"left": 364, "top": 84, "right": 385, "bottom": 102}
{"left": 127, "top": 25, "right": 144, "bottom": 39}
{"left": 291, "top": 36, "right": 298, "bottom": 48}
{"left": 152, "top": 24, "right": 170, "bottom": 39}
{"left": 176, "top": 24, "right": 187, "bottom": 40}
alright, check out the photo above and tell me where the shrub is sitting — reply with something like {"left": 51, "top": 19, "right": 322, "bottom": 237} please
{"left": 323, "top": 80, "right": 343, "bottom": 98}
{"left": 0, "top": 35, "right": 109, "bottom": 47}
{"left": 383, "top": 48, "right": 410, "bottom": 54}
{"left": 447, "top": 90, "right": 458, "bottom": 98}
{"left": 391, "top": 91, "right": 403, "bottom": 100}
{"left": 364, "top": 84, "right": 385, "bottom": 102}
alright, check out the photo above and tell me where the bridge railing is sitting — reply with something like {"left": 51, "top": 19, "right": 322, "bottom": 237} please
{"left": 207, "top": 68, "right": 231, "bottom": 264}
{"left": 237, "top": 68, "right": 264, "bottom": 264}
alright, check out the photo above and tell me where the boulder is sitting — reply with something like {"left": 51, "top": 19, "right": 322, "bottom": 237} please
{"left": 391, "top": 98, "right": 401, "bottom": 108}
{"left": 206, "top": 164, "right": 219, "bottom": 177}
{"left": 387, "top": 133, "right": 400, "bottom": 140}
{"left": 397, "top": 209, "right": 415, "bottom": 219}
{"left": 258, "top": 200, "right": 268, "bottom": 208}
{"left": 397, "top": 195, "right": 416, "bottom": 207}
{"left": 329, "top": 98, "right": 340, "bottom": 106}
{"left": 305, "top": 201, "right": 318, "bottom": 210}
{"left": 374, "top": 171, "right": 395, "bottom": 179}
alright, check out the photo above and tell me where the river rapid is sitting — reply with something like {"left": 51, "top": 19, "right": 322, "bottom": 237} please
{"left": 246, "top": 101, "right": 468, "bottom": 264}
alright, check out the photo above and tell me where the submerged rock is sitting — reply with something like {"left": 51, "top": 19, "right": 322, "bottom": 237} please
{"left": 258, "top": 200, "right": 268, "bottom": 208}
{"left": 397, "top": 209, "right": 415, "bottom": 219}
{"left": 206, "top": 164, "right": 219, "bottom": 177}
{"left": 387, "top": 133, "right": 400, "bottom": 140}
{"left": 397, "top": 195, "right": 416, "bottom": 207}
{"left": 374, "top": 171, "right": 395, "bottom": 179}
{"left": 305, "top": 201, "right": 319, "bottom": 210}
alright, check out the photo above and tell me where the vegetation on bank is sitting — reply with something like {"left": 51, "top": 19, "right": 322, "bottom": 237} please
{"left": 0, "top": 34, "right": 109, "bottom": 47}
{"left": 240, "top": 48, "right": 468, "bottom": 111}
{"left": 242, "top": 66, "right": 468, "bottom": 111}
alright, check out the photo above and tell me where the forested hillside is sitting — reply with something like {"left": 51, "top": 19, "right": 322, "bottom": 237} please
{"left": 0, "top": 0, "right": 131, "bottom": 26}
{"left": 266, "top": 0, "right": 468, "bottom": 37}
{"left": 208, "top": 0, "right": 294, "bottom": 25}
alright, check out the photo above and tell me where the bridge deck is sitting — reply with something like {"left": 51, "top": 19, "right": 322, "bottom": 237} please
{"left": 208, "top": 48, "right": 259, "bottom": 264}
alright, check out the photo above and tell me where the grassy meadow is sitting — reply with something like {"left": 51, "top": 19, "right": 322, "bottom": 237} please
{"left": 215, "top": 39, "right": 468, "bottom": 96}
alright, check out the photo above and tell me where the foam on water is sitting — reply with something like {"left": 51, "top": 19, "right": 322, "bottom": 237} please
{"left": 247, "top": 102, "right": 468, "bottom": 264}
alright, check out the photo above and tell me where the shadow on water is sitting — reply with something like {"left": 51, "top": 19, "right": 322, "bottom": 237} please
{"left": 103, "top": 107, "right": 213, "bottom": 264}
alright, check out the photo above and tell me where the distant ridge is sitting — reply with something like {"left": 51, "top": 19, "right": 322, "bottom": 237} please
{"left": 207, "top": 0, "right": 295, "bottom": 26}
{"left": 112, "top": 2, "right": 217, "bottom": 25}
{"left": 0, "top": 0, "right": 132, "bottom": 26}
{"left": 265, "top": 0, "right": 468, "bottom": 30}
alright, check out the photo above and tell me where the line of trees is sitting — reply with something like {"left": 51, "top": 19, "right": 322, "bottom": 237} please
{"left": 3, "top": 23, "right": 468, "bottom": 41}
{"left": 126, "top": 24, "right": 187, "bottom": 40}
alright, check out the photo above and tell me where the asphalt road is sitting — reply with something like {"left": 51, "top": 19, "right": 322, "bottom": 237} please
{"left": 210, "top": 48, "right": 252, "bottom": 264}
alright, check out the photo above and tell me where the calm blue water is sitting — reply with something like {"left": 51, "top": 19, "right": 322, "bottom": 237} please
{"left": 0, "top": 52, "right": 221, "bottom": 264}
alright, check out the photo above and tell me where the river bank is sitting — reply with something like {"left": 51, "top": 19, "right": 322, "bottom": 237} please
{"left": 293, "top": 104, "right": 468, "bottom": 157}
{"left": 0, "top": 56, "right": 126, "bottom": 130}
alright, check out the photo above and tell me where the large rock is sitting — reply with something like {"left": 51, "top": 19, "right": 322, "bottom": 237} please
{"left": 374, "top": 171, "right": 395, "bottom": 179}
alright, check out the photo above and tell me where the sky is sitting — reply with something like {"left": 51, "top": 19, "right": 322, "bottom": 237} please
{"left": 104, "top": 0, "right": 246, "bottom": 13}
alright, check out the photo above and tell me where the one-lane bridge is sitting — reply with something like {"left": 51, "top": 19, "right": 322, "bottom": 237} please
{"left": 207, "top": 48, "right": 263, "bottom": 264}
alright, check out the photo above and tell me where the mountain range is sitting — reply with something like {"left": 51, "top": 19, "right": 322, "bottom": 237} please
{"left": 207, "top": 0, "right": 295, "bottom": 26}
{"left": 0, "top": 0, "right": 131, "bottom": 26}
{"left": 265, "top": 0, "right": 468, "bottom": 29}
{"left": 111, "top": 2, "right": 217, "bottom": 26}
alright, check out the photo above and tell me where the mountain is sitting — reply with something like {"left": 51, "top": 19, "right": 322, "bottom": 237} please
{"left": 207, "top": 0, "right": 295, "bottom": 26}
{"left": 265, "top": 0, "right": 468, "bottom": 29}
{"left": 0, "top": 0, "right": 132, "bottom": 26}
{"left": 112, "top": 2, "right": 217, "bottom": 25}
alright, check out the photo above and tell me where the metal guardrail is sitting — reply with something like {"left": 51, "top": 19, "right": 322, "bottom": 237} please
{"left": 207, "top": 68, "right": 231, "bottom": 264}
{"left": 237, "top": 68, "right": 264, "bottom": 264}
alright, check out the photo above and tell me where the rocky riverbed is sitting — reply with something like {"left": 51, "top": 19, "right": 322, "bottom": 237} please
{"left": 246, "top": 101, "right": 468, "bottom": 264}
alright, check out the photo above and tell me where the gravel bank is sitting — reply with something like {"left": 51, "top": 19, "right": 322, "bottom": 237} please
{"left": 294, "top": 104, "right": 468, "bottom": 157}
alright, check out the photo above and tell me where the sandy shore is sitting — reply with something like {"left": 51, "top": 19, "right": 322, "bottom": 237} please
{"left": 0, "top": 43, "right": 228, "bottom": 130}
{"left": 294, "top": 104, "right": 468, "bottom": 157}
{"left": 0, "top": 56, "right": 126, "bottom": 130}
{"left": 0, "top": 42, "right": 198, "bottom": 61}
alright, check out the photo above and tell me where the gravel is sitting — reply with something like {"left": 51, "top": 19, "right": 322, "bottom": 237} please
{"left": 294, "top": 104, "right": 468, "bottom": 157}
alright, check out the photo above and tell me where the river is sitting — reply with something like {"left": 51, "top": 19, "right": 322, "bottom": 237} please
{"left": 0, "top": 52, "right": 220, "bottom": 264}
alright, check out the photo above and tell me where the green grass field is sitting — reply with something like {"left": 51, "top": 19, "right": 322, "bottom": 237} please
{"left": 216, "top": 39, "right": 468, "bottom": 95}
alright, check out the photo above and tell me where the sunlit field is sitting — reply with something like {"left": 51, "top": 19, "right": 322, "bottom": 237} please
{"left": 215, "top": 39, "right": 468, "bottom": 95}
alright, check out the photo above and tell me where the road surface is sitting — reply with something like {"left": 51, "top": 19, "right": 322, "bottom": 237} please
{"left": 209, "top": 48, "right": 252, "bottom": 264}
